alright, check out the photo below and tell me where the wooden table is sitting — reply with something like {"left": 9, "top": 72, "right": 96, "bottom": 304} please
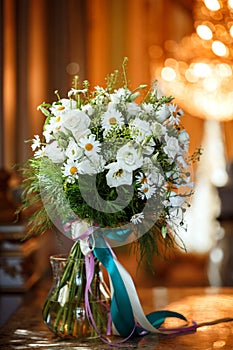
{"left": 0, "top": 277, "right": 232, "bottom": 350}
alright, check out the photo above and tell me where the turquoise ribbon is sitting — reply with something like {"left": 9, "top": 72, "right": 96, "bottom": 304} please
{"left": 94, "top": 246, "right": 135, "bottom": 337}
{"left": 94, "top": 244, "right": 188, "bottom": 338}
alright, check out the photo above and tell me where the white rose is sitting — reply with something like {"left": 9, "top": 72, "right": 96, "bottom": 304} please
{"left": 61, "top": 110, "right": 90, "bottom": 140}
{"left": 44, "top": 141, "right": 65, "bottom": 163}
{"left": 163, "top": 135, "right": 180, "bottom": 160}
{"left": 117, "top": 143, "right": 143, "bottom": 172}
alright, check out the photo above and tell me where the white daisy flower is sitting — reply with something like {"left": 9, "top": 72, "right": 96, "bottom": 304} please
{"left": 135, "top": 172, "right": 152, "bottom": 185}
{"left": 78, "top": 134, "right": 101, "bottom": 156}
{"left": 168, "top": 104, "right": 183, "bottom": 125}
{"left": 65, "top": 138, "right": 83, "bottom": 160}
{"left": 130, "top": 212, "right": 144, "bottom": 224}
{"left": 105, "top": 162, "right": 132, "bottom": 188}
{"left": 101, "top": 108, "right": 124, "bottom": 133}
{"left": 62, "top": 159, "right": 80, "bottom": 179}
{"left": 50, "top": 98, "right": 77, "bottom": 116}
{"left": 47, "top": 115, "right": 63, "bottom": 134}
{"left": 138, "top": 183, "right": 156, "bottom": 200}
{"left": 117, "top": 143, "right": 143, "bottom": 172}
{"left": 31, "top": 135, "right": 41, "bottom": 151}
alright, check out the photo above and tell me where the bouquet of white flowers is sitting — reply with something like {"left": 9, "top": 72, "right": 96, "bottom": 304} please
{"left": 19, "top": 59, "right": 200, "bottom": 342}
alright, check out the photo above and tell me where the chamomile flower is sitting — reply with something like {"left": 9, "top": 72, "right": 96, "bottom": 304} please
{"left": 50, "top": 98, "right": 77, "bottom": 116}
{"left": 136, "top": 172, "right": 152, "bottom": 185}
{"left": 101, "top": 108, "right": 124, "bottom": 133}
{"left": 168, "top": 104, "right": 184, "bottom": 125}
{"left": 62, "top": 159, "right": 80, "bottom": 181}
{"left": 138, "top": 183, "right": 156, "bottom": 200}
{"left": 130, "top": 212, "right": 144, "bottom": 224}
{"left": 78, "top": 134, "right": 101, "bottom": 156}
{"left": 45, "top": 115, "right": 63, "bottom": 136}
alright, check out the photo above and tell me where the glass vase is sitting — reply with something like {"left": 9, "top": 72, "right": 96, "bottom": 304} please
{"left": 42, "top": 254, "right": 111, "bottom": 339}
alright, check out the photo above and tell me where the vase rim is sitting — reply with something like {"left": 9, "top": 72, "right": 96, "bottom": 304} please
{"left": 50, "top": 254, "right": 85, "bottom": 261}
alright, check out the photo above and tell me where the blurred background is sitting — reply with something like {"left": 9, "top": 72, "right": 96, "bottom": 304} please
{"left": 1, "top": 0, "right": 233, "bottom": 325}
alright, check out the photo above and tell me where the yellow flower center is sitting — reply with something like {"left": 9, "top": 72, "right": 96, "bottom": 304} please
{"left": 142, "top": 187, "right": 149, "bottom": 193}
{"left": 141, "top": 177, "right": 147, "bottom": 184}
{"left": 70, "top": 166, "right": 78, "bottom": 174}
{"left": 109, "top": 117, "right": 117, "bottom": 125}
{"left": 85, "top": 143, "right": 93, "bottom": 151}
{"left": 57, "top": 105, "right": 65, "bottom": 111}
{"left": 56, "top": 116, "right": 61, "bottom": 122}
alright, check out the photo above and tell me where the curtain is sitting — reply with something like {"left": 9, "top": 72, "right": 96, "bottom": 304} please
{"left": 1, "top": 0, "right": 87, "bottom": 170}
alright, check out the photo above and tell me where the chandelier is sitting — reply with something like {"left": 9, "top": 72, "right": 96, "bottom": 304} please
{"left": 154, "top": 0, "right": 233, "bottom": 121}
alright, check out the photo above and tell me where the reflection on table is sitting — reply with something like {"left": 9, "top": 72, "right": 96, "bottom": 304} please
{"left": 0, "top": 276, "right": 232, "bottom": 350}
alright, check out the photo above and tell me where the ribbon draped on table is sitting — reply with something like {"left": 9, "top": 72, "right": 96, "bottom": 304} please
{"left": 64, "top": 220, "right": 197, "bottom": 345}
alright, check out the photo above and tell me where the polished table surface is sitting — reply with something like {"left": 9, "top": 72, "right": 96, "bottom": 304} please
{"left": 0, "top": 278, "right": 233, "bottom": 350}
